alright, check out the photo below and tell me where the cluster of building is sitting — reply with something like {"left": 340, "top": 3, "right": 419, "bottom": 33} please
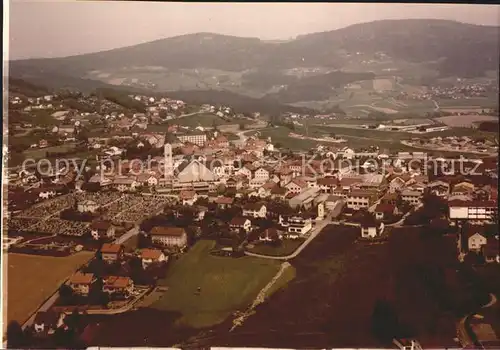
{"left": 395, "top": 81, "right": 498, "bottom": 101}
{"left": 405, "top": 135, "right": 498, "bottom": 154}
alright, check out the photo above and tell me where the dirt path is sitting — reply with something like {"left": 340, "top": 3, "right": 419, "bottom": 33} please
{"left": 230, "top": 262, "right": 291, "bottom": 331}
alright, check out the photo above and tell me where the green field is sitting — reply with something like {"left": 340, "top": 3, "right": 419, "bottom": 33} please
{"left": 247, "top": 239, "right": 304, "bottom": 257}
{"left": 152, "top": 240, "right": 281, "bottom": 328}
{"left": 22, "top": 143, "right": 77, "bottom": 159}
{"left": 147, "top": 113, "right": 251, "bottom": 131}
{"left": 259, "top": 124, "right": 496, "bottom": 154}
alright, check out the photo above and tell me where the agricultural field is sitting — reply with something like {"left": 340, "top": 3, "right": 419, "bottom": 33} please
{"left": 372, "top": 78, "right": 395, "bottom": 91}
{"left": 5, "top": 252, "right": 93, "bottom": 325}
{"left": 437, "top": 97, "right": 498, "bottom": 109}
{"left": 22, "top": 143, "right": 77, "bottom": 160}
{"left": 152, "top": 240, "right": 281, "bottom": 328}
{"left": 435, "top": 115, "right": 499, "bottom": 128}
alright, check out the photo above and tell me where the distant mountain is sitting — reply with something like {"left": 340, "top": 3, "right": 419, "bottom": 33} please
{"left": 9, "top": 19, "right": 499, "bottom": 110}
{"left": 11, "top": 19, "right": 499, "bottom": 77}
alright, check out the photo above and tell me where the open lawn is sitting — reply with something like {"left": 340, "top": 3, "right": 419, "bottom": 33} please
{"left": 152, "top": 240, "right": 281, "bottom": 328}
{"left": 257, "top": 125, "right": 489, "bottom": 154}
{"left": 5, "top": 252, "right": 93, "bottom": 325}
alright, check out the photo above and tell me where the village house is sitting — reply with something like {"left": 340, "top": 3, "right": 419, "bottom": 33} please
{"left": 139, "top": 248, "right": 167, "bottom": 269}
{"left": 90, "top": 220, "right": 116, "bottom": 240}
{"left": 451, "top": 181, "right": 475, "bottom": 196}
{"left": 277, "top": 167, "right": 293, "bottom": 186}
{"left": 482, "top": 238, "right": 500, "bottom": 263}
{"left": 226, "top": 176, "right": 246, "bottom": 191}
{"left": 242, "top": 203, "right": 267, "bottom": 218}
{"left": 347, "top": 190, "right": 377, "bottom": 210}
{"left": 215, "top": 196, "right": 234, "bottom": 209}
{"left": 230, "top": 217, "right": 252, "bottom": 233}
{"left": 136, "top": 173, "right": 159, "bottom": 187}
{"left": 33, "top": 311, "right": 65, "bottom": 335}
{"left": 428, "top": 180, "right": 451, "bottom": 197}
{"left": 279, "top": 214, "right": 312, "bottom": 238}
{"left": 374, "top": 203, "right": 399, "bottom": 221}
{"left": 389, "top": 175, "right": 410, "bottom": 193}
{"left": 103, "top": 276, "right": 134, "bottom": 296}
{"left": 100, "top": 243, "right": 124, "bottom": 264}
{"left": 467, "top": 231, "right": 488, "bottom": 253}
{"left": 270, "top": 186, "right": 287, "bottom": 200}
{"left": 360, "top": 218, "right": 385, "bottom": 239}
{"left": 249, "top": 186, "right": 271, "bottom": 198}
{"left": 179, "top": 190, "right": 197, "bottom": 205}
{"left": 285, "top": 178, "right": 307, "bottom": 195}
{"left": 150, "top": 226, "right": 188, "bottom": 248}
{"left": 68, "top": 272, "right": 95, "bottom": 296}
{"left": 317, "top": 177, "right": 338, "bottom": 194}
{"left": 254, "top": 166, "right": 271, "bottom": 182}
{"left": 236, "top": 164, "right": 255, "bottom": 180}
{"left": 407, "top": 182, "right": 426, "bottom": 194}
{"left": 258, "top": 227, "right": 282, "bottom": 242}
{"left": 113, "top": 177, "right": 138, "bottom": 192}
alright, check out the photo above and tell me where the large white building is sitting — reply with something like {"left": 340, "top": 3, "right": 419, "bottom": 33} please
{"left": 177, "top": 133, "right": 207, "bottom": 146}
{"left": 449, "top": 200, "right": 497, "bottom": 221}
{"left": 150, "top": 226, "right": 188, "bottom": 248}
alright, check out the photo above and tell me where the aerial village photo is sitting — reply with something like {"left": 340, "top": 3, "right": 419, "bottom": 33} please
{"left": 2, "top": 1, "right": 499, "bottom": 349}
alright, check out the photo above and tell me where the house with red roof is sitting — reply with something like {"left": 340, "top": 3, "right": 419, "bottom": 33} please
{"left": 230, "top": 217, "right": 252, "bottom": 233}
{"left": 374, "top": 203, "right": 398, "bottom": 221}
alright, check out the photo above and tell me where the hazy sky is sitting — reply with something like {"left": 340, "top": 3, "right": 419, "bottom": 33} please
{"left": 8, "top": 1, "right": 500, "bottom": 60}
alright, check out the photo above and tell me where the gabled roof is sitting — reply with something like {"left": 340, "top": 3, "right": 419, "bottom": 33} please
{"left": 140, "top": 248, "right": 164, "bottom": 260}
{"left": 215, "top": 196, "right": 234, "bottom": 205}
{"left": 150, "top": 226, "right": 186, "bottom": 237}
{"left": 91, "top": 220, "right": 113, "bottom": 231}
{"left": 259, "top": 228, "right": 280, "bottom": 240}
{"left": 243, "top": 202, "right": 266, "bottom": 211}
{"left": 288, "top": 178, "right": 307, "bottom": 188}
{"left": 69, "top": 272, "right": 94, "bottom": 285}
{"left": 317, "top": 177, "right": 338, "bottom": 186}
{"left": 103, "top": 276, "right": 133, "bottom": 288}
{"left": 179, "top": 190, "right": 196, "bottom": 200}
{"left": 101, "top": 243, "right": 123, "bottom": 254}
